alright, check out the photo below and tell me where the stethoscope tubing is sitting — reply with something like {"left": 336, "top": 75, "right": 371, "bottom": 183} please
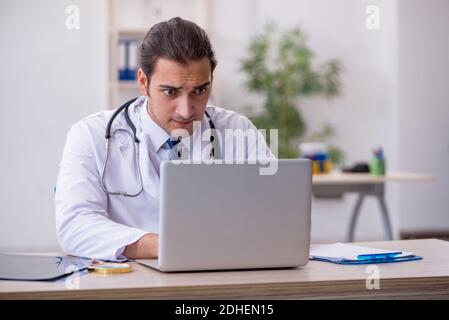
{"left": 101, "top": 97, "right": 220, "bottom": 197}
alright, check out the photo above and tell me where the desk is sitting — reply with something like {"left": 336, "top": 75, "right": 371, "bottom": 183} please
{"left": 1, "top": 239, "right": 448, "bottom": 299}
{"left": 312, "top": 172, "right": 433, "bottom": 242}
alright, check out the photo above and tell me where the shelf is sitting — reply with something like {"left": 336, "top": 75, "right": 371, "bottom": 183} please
{"left": 110, "top": 81, "right": 139, "bottom": 90}
{"left": 120, "top": 82, "right": 138, "bottom": 90}
{"left": 118, "top": 29, "right": 147, "bottom": 38}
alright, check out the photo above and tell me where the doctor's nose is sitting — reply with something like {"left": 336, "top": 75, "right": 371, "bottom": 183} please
{"left": 175, "top": 96, "right": 195, "bottom": 119}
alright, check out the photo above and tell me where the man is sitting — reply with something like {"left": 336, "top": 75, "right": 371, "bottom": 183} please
{"left": 55, "top": 17, "right": 274, "bottom": 261}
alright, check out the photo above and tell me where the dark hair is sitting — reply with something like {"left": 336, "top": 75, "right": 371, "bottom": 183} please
{"left": 139, "top": 17, "right": 217, "bottom": 77}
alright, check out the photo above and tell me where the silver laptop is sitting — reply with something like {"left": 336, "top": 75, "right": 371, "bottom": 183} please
{"left": 136, "top": 159, "right": 312, "bottom": 272}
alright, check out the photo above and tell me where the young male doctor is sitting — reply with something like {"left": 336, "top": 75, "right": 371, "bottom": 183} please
{"left": 55, "top": 17, "right": 274, "bottom": 261}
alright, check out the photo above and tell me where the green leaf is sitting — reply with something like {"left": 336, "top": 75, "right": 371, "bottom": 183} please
{"left": 241, "top": 23, "right": 343, "bottom": 158}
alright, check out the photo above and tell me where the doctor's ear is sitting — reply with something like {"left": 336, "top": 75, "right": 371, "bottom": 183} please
{"left": 137, "top": 68, "right": 149, "bottom": 96}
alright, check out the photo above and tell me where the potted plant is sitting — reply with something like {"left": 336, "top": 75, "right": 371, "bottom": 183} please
{"left": 241, "top": 23, "right": 344, "bottom": 164}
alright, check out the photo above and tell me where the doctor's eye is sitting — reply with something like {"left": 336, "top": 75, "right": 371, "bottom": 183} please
{"left": 162, "top": 88, "right": 177, "bottom": 97}
{"left": 194, "top": 87, "right": 208, "bottom": 95}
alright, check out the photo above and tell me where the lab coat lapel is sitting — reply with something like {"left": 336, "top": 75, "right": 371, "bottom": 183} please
{"left": 104, "top": 111, "right": 144, "bottom": 196}
{"left": 136, "top": 129, "right": 160, "bottom": 199}
{"left": 128, "top": 99, "right": 160, "bottom": 199}
{"left": 111, "top": 97, "right": 159, "bottom": 199}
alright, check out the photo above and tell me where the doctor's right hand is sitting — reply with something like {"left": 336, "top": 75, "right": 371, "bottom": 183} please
{"left": 123, "top": 233, "right": 159, "bottom": 259}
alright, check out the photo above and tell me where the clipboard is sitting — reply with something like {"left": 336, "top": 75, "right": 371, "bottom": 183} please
{"left": 0, "top": 254, "right": 91, "bottom": 281}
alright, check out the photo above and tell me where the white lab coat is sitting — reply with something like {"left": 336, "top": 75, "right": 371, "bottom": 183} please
{"left": 55, "top": 96, "right": 274, "bottom": 261}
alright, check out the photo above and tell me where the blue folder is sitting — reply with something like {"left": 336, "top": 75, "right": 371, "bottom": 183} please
{"left": 309, "top": 243, "right": 422, "bottom": 265}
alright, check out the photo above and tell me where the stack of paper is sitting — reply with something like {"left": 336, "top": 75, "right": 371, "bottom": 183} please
{"left": 310, "top": 243, "right": 422, "bottom": 265}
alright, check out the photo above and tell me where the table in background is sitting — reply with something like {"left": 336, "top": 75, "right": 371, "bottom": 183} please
{"left": 312, "top": 171, "right": 434, "bottom": 242}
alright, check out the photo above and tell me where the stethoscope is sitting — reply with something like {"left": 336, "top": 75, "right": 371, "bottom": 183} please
{"left": 100, "top": 97, "right": 221, "bottom": 197}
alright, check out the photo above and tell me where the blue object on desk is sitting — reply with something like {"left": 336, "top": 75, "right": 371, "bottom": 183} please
{"left": 358, "top": 252, "right": 402, "bottom": 260}
{"left": 309, "top": 243, "right": 423, "bottom": 265}
{"left": 311, "top": 255, "right": 422, "bottom": 265}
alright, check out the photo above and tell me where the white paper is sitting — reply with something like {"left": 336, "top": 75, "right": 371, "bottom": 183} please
{"left": 310, "top": 243, "right": 414, "bottom": 261}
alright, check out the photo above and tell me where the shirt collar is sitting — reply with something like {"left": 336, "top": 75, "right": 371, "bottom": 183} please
{"left": 139, "top": 98, "right": 170, "bottom": 152}
{"left": 139, "top": 98, "right": 200, "bottom": 152}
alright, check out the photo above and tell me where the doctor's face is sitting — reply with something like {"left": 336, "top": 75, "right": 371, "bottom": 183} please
{"left": 138, "top": 57, "right": 212, "bottom": 136}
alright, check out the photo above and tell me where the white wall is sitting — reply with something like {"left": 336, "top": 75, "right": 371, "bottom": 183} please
{"left": 0, "top": 0, "right": 108, "bottom": 252}
{"left": 397, "top": 0, "right": 449, "bottom": 233}
{"left": 113, "top": 0, "right": 208, "bottom": 30}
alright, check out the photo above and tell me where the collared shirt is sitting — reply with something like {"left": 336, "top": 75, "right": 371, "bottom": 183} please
{"left": 55, "top": 96, "right": 274, "bottom": 261}
{"left": 138, "top": 102, "right": 171, "bottom": 177}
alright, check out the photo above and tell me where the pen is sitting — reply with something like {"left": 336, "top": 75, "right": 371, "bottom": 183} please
{"left": 357, "top": 252, "right": 402, "bottom": 260}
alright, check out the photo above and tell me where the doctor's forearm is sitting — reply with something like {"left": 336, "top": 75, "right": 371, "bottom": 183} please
{"left": 123, "top": 233, "right": 159, "bottom": 259}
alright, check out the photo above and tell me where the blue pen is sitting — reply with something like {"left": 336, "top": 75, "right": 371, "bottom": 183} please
{"left": 357, "top": 252, "right": 402, "bottom": 260}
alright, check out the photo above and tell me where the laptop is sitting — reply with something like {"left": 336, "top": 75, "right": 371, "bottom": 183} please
{"left": 136, "top": 159, "right": 312, "bottom": 272}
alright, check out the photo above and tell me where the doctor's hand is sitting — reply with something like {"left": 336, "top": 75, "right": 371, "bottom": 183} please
{"left": 123, "top": 233, "right": 159, "bottom": 259}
